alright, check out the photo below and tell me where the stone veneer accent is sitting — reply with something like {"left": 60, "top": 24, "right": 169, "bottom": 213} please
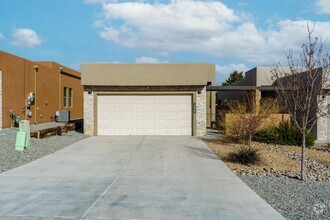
{"left": 316, "top": 116, "right": 327, "bottom": 142}
{"left": 83, "top": 86, "right": 207, "bottom": 136}
{"left": 316, "top": 95, "right": 330, "bottom": 143}
{"left": 196, "top": 86, "right": 207, "bottom": 136}
{"left": 84, "top": 91, "right": 94, "bottom": 136}
{"left": 0, "top": 70, "right": 2, "bottom": 130}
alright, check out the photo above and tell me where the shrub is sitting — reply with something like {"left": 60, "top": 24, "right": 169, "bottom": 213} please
{"left": 227, "top": 146, "right": 261, "bottom": 165}
{"left": 304, "top": 132, "right": 316, "bottom": 147}
{"left": 254, "top": 122, "right": 315, "bottom": 147}
{"left": 223, "top": 97, "right": 282, "bottom": 146}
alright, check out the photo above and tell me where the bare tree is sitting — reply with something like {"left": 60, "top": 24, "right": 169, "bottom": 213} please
{"left": 226, "top": 95, "right": 281, "bottom": 146}
{"left": 271, "top": 26, "right": 330, "bottom": 180}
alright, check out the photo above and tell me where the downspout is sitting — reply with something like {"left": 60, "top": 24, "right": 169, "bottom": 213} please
{"left": 34, "top": 65, "right": 38, "bottom": 124}
{"left": 210, "top": 91, "right": 212, "bottom": 127}
{"left": 207, "top": 81, "right": 212, "bottom": 128}
{"left": 59, "top": 67, "right": 62, "bottom": 110}
{"left": 0, "top": 68, "right": 2, "bottom": 130}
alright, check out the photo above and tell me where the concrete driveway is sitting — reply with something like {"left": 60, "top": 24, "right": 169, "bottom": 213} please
{"left": 0, "top": 136, "right": 283, "bottom": 220}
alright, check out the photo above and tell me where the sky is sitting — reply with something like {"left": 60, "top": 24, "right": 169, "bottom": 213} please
{"left": 0, "top": 0, "right": 330, "bottom": 84}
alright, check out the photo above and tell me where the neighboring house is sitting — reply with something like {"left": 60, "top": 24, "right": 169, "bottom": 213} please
{"left": 218, "top": 66, "right": 330, "bottom": 143}
{"left": 0, "top": 50, "right": 83, "bottom": 129}
{"left": 81, "top": 63, "right": 216, "bottom": 136}
{"left": 217, "top": 67, "right": 280, "bottom": 104}
{"left": 275, "top": 68, "right": 330, "bottom": 143}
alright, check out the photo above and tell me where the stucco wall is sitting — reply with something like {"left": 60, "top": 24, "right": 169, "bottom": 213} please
{"left": 36, "top": 62, "right": 83, "bottom": 120}
{"left": 60, "top": 74, "right": 83, "bottom": 120}
{"left": 81, "top": 63, "right": 215, "bottom": 86}
{"left": 217, "top": 66, "right": 291, "bottom": 104}
{"left": 84, "top": 91, "right": 94, "bottom": 136}
{"left": 0, "top": 51, "right": 83, "bottom": 128}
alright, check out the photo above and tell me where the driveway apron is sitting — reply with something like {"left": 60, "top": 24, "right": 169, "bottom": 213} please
{"left": 0, "top": 136, "right": 284, "bottom": 220}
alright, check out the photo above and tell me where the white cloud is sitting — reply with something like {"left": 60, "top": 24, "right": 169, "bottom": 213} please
{"left": 11, "top": 28, "right": 43, "bottom": 47}
{"left": 135, "top": 56, "right": 168, "bottom": 63}
{"left": 216, "top": 63, "right": 249, "bottom": 75}
{"left": 0, "top": 33, "right": 4, "bottom": 39}
{"left": 92, "top": 0, "right": 241, "bottom": 50}
{"left": 88, "top": 1, "right": 330, "bottom": 65}
{"left": 99, "top": 25, "right": 138, "bottom": 47}
{"left": 315, "top": 0, "right": 330, "bottom": 14}
{"left": 215, "top": 63, "right": 249, "bottom": 84}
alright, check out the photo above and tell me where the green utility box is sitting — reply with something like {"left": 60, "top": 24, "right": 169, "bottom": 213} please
{"left": 19, "top": 120, "right": 31, "bottom": 148}
{"left": 15, "top": 131, "right": 27, "bottom": 151}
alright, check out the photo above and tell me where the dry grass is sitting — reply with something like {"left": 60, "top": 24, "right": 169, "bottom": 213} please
{"left": 205, "top": 139, "right": 330, "bottom": 173}
{"left": 205, "top": 140, "right": 299, "bottom": 172}
{"left": 205, "top": 141, "right": 330, "bottom": 175}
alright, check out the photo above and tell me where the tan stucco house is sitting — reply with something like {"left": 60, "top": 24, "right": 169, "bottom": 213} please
{"left": 217, "top": 66, "right": 330, "bottom": 143}
{"left": 0, "top": 50, "right": 83, "bottom": 129}
{"left": 81, "top": 63, "right": 216, "bottom": 136}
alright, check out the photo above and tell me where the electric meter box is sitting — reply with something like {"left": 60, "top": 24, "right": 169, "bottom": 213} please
{"left": 19, "top": 120, "right": 31, "bottom": 148}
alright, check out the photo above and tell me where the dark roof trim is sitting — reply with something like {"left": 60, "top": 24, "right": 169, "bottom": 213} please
{"left": 60, "top": 70, "right": 81, "bottom": 79}
{"left": 206, "top": 86, "right": 277, "bottom": 91}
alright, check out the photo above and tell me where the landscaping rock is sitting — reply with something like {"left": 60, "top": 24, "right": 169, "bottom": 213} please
{"left": 232, "top": 144, "right": 330, "bottom": 181}
{"left": 241, "top": 176, "right": 330, "bottom": 220}
{"left": 0, "top": 124, "right": 88, "bottom": 174}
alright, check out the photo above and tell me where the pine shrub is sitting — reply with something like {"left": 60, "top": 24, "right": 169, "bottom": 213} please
{"left": 227, "top": 146, "right": 261, "bottom": 165}
{"left": 254, "top": 122, "right": 315, "bottom": 147}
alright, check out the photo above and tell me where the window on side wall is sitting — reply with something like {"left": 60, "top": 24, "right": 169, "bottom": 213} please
{"left": 69, "top": 88, "right": 73, "bottom": 107}
{"left": 64, "top": 87, "right": 67, "bottom": 107}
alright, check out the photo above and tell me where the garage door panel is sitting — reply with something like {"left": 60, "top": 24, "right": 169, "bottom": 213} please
{"left": 97, "top": 95, "right": 192, "bottom": 135}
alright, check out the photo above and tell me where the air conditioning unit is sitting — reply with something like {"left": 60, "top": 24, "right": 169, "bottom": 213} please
{"left": 55, "top": 110, "right": 70, "bottom": 122}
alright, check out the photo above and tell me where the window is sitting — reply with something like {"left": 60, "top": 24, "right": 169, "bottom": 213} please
{"left": 69, "top": 88, "right": 73, "bottom": 107}
{"left": 63, "top": 87, "right": 67, "bottom": 107}
{"left": 64, "top": 87, "right": 73, "bottom": 108}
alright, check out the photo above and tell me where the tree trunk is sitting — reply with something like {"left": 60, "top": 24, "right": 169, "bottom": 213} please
{"left": 249, "top": 134, "right": 252, "bottom": 146}
{"left": 300, "top": 133, "right": 306, "bottom": 181}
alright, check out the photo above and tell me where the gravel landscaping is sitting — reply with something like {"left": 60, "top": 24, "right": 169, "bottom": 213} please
{"left": 240, "top": 176, "right": 330, "bottom": 220}
{"left": 205, "top": 137, "right": 330, "bottom": 220}
{"left": 0, "top": 122, "right": 88, "bottom": 174}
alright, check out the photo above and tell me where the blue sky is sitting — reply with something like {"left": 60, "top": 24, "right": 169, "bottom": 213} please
{"left": 0, "top": 0, "right": 330, "bottom": 84}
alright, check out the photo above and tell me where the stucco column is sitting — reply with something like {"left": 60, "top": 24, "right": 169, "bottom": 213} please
{"left": 84, "top": 90, "right": 94, "bottom": 136}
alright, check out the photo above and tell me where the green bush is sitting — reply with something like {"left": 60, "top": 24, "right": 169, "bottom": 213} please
{"left": 227, "top": 146, "right": 261, "bottom": 165}
{"left": 254, "top": 122, "right": 315, "bottom": 147}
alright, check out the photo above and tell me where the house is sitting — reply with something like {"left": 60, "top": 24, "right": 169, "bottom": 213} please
{"left": 218, "top": 66, "right": 330, "bottom": 143}
{"left": 274, "top": 67, "right": 330, "bottom": 143}
{"left": 81, "top": 63, "right": 216, "bottom": 136}
{"left": 217, "top": 67, "right": 282, "bottom": 104}
{"left": 0, "top": 50, "right": 83, "bottom": 129}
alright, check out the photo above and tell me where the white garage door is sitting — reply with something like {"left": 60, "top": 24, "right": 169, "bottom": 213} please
{"left": 97, "top": 95, "right": 192, "bottom": 135}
